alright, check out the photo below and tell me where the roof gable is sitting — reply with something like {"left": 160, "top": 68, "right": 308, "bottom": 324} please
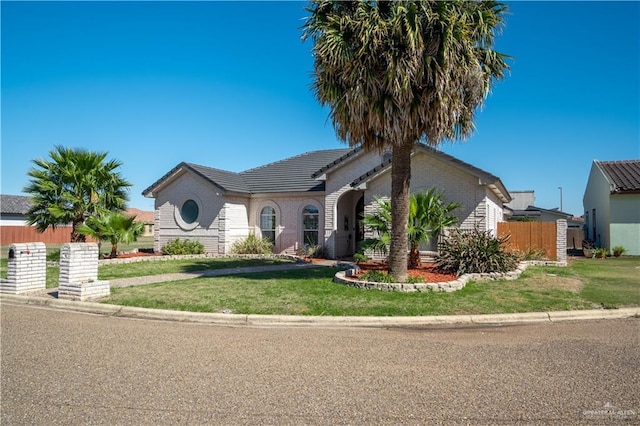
{"left": 349, "top": 143, "right": 511, "bottom": 202}
{"left": 597, "top": 160, "right": 640, "bottom": 193}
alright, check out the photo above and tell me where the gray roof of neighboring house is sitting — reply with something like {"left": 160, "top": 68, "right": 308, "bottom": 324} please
{"left": 143, "top": 149, "right": 353, "bottom": 196}
{"left": 1, "top": 194, "right": 32, "bottom": 215}
{"left": 596, "top": 160, "right": 640, "bottom": 193}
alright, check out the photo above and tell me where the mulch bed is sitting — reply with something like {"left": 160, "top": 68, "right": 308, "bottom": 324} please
{"left": 355, "top": 261, "right": 458, "bottom": 283}
{"left": 103, "top": 252, "right": 162, "bottom": 259}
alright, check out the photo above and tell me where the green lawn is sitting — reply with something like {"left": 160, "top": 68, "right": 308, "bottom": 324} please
{"left": 102, "top": 257, "right": 640, "bottom": 316}
{"left": 2, "top": 254, "right": 638, "bottom": 316}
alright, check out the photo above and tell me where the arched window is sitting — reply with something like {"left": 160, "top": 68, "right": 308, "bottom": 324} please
{"left": 302, "top": 205, "right": 319, "bottom": 246}
{"left": 260, "top": 206, "right": 276, "bottom": 242}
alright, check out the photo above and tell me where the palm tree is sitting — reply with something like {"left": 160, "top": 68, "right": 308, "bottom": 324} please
{"left": 359, "top": 197, "right": 393, "bottom": 257}
{"left": 407, "top": 189, "right": 460, "bottom": 269}
{"left": 303, "top": 1, "right": 509, "bottom": 281}
{"left": 77, "top": 212, "right": 145, "bottom": 258}
{"left": 360, "top": 190, "right": 460, "bottom": 269}
{"left": 23, "top": 145, "right": 131, "bottom": 242}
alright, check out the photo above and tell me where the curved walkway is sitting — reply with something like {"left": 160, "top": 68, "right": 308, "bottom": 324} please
{"left": 2, "top": 260, "right": 638, "bottom": 328}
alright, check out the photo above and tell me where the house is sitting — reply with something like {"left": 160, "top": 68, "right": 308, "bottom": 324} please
{"left": 143, "top": 143, "right": 511, "bottom": 259}
{"left": 0, "top": 194, "right": 31, "bottom": 226}
{"left": 505, "top": 190, "right": 584, "bottom": 227}
{"left": 126, "top": 208, "right": 155, "bottom": 237}
{"left": 583, "top": 159, "right": 640, "bottom": 255}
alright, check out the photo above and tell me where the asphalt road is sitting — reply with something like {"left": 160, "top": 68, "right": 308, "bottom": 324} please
{"left": 2, "top": 303, "right": 638, "bottom": 425}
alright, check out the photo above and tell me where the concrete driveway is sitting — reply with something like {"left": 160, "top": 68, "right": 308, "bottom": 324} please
{"left": 2, "top": 303, "right": 638, "bottom": 425}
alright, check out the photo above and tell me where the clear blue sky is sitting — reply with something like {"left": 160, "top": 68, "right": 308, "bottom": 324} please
{"left": 2, "top": 1, "right": 639, "bottom": 217}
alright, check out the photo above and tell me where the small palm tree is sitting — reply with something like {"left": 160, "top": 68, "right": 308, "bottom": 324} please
{"left": 407, "top": 189, "right": 460, "bottom": 268}
{"left": 78, "top": 212, "right": 144, "bottom": 258}
{"left": 23, "top": 145, "right": 131, "bottom": 242}
{"left": 361, "top": 190, "right": 460, "bottom": 269}
{"left": 359, "top": 197, "right": 393, "bottom": 257}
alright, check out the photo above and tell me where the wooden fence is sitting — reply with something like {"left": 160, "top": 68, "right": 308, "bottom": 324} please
{"left": 0, "top": 226, "right": 95, "bottom": 246}
{"left": 497, "top": 222, "right": 557, "bottom": 260}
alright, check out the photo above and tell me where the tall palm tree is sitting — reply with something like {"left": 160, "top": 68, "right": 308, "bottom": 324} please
{"left": 23, "top": 145, "right": 131, "bottom": 242}
{"left": 303, "top": 0, "right": 509, "bottom": 281}
{"left": 77, "top": 212, "right": 145, "bottom": 258}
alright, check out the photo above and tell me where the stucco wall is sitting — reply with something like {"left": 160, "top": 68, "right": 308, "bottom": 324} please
{"left": 364, "top": 151, "right": 497, "bottom": 233}
{"left": 582, "top": 162, "right": 611, "bottom": 246}
{"left": 609, "top": 194, "right": 640, "bottom": 255}
{"left": 153, "top": 171, "right": 230, "bottom": 254}
{"left": 248, "top": 194, "right": 325, "bottom": 255}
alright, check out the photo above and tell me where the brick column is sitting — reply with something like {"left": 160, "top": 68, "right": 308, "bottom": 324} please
{"left": 556, "top": 219, "right": 567, "bottom": 264}
{"left": 0, "top": 242, "right": 46, "bottom": 294}
{"left": 58, "top": 243, "right": 110, "bottom": 301}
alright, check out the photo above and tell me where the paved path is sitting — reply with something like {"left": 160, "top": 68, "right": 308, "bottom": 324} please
{"left": 2, "top": 303, "right": 638, "bottom": 425}
{"left": 109, "top": 261, "right": 328, "bottom": 288}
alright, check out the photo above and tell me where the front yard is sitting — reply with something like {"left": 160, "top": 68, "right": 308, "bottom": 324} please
{"left": 2, "top": 255, "right": 638, "bottom": 316}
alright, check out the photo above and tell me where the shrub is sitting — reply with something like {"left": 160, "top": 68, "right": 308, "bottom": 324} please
{"left": 231, "top": 234, "right": 273, "bottom": 255}
{"left": 360, "top": 270, "right": 394, "bottom": 283}
{"left": 435, "top": 228, "right": 519, "bottom": 275}
{"left": 518, "top": 246, "right": 548, "bottom": 261}
{"left": 612, "top": 246, "right": 626, "bottom": 257}
{"left": 594, "top": 247, "right": 609, "bottom": 258}
{"left": 305, "top": 244, "right": 325, "bottom": 259}
{"left": 359, "top": 269, "right": 423, "bottom": 284}
{"left": 353, "top": 252, "right": 369, "bottom": 264}
{"left": 161, "top": 238, "right": 205, "bottom": 255}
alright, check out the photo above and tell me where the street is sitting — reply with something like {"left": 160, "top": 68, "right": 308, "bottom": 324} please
{"left": 1, "top": 303, "right": 638, "bottom": 425}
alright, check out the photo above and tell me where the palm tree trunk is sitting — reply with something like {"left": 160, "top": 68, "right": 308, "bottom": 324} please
{"left": 389, "top": 143, "right": 412, "bottom": 282}
{"left": 111, "top": 244, "right": 118, "bottom": 259}
{"left": 408, "top": 243, "right": 422, "bottom": 269}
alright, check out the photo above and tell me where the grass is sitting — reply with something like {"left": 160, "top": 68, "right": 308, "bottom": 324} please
{"left": 2, "top": 253, "right": 638, "bottom": 316}
{"left": 102, "top": 257, "right": 640, "bottom": 316}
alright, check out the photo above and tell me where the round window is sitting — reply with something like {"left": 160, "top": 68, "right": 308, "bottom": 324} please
{"left": 180, "top": 200, "right": 199, "bottom": 224}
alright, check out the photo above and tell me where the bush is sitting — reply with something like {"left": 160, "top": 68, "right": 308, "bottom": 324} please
{"left": 231, "top": 233, "right": 273, "bottom": 255}
{"left": 305, "top": 244, "right": 325, "bottom": 259}
{"left": 518, "top": 246, "right": 548, "bottom": 261}
{"left": 359, "top": 269, "right": 423, "bottom": 284}
{"left": 161, "top": 238, "right": 205, "bottom": 255}
{"left": 435, "top": 228, "right": 519, "bottom": 275}
{"left": 612, "top": 246, "right": 626, "bottom": 257}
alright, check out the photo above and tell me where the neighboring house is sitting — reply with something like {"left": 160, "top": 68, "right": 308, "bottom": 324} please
{"left": 0, "top": 194, "right": 31, "bottom": 226}
{"left": 583, "top": 159, "right": 640, "bottom": 255}
{"left": 143, "top": 143, "right": 511, "bottom": 259}
{"left": 126, "top": 208, "right": 155, "bottom": 237}
{"left": 505, "top": 191, "right": 583, "bottom": 227}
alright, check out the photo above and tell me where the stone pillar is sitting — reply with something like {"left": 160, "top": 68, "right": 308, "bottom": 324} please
{"left": 58, "top": 243, "right": 110, "bottom": 301}
{"left": 0, "top": 242, "right": 47, "bottom": 294}
{"left": 556, "top": 219, "right": 567, "bottom": 264}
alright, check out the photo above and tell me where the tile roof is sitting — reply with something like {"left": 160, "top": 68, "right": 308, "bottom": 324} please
{"left": 597, "top": 160, "right": 640, "bottom": 193}
{"left": 143, "top": 149, "right": 353, "bottom": 196}
{"left": 240, "top": 149, "right": 352, "bottom": 193}
{"left": 1, "top": 194, "right": 32, "bottom": 215}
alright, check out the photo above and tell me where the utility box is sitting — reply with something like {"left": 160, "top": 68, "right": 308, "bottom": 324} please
{"left": 58, "top": 243, "right": 110, "bottom": 301}
{"left": 0, "top": 242, "right": 47, "bottom": 294}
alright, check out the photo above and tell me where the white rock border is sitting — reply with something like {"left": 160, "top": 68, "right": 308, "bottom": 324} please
{"left": 334, "top": 260, "right": 568, "bottom": 293}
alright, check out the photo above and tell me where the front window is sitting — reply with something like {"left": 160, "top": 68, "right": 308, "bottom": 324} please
{"left": 260, "top": 207, "right": 276, "bottom": 242}
{"left": 302, "top": 205, "right": 319, "bottom": 246}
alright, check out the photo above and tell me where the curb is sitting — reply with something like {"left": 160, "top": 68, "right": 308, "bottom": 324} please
{"left": 2, "top": 294, "right": 638, "bottom": 328}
